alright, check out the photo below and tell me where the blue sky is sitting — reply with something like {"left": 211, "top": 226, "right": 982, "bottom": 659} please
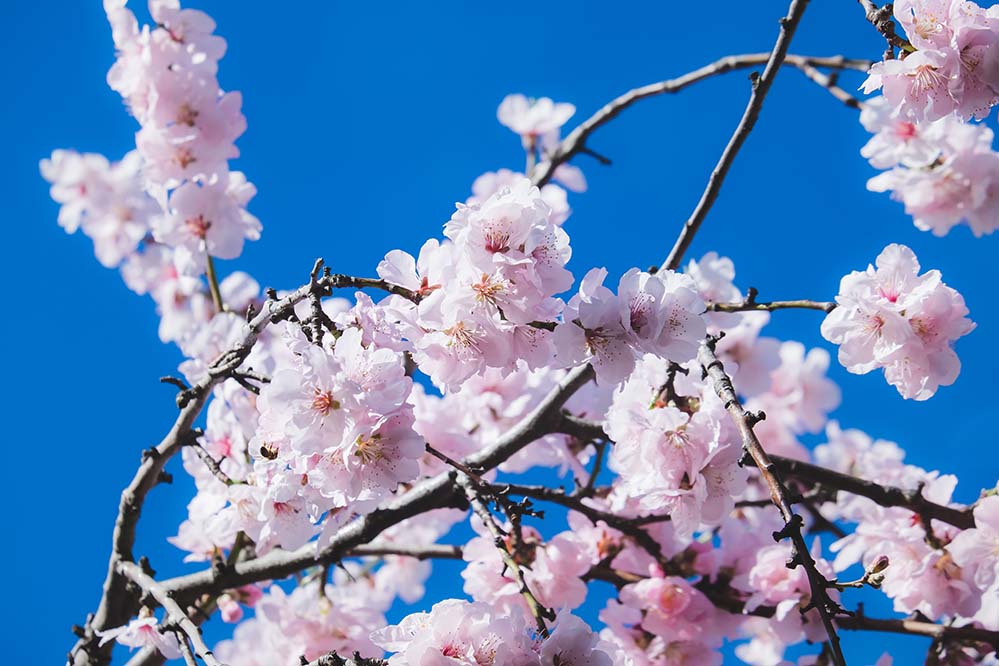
{"left": 3, "top": 1, "right": 997, "bottom": 664}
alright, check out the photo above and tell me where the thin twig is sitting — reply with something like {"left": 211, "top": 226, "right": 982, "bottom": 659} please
{"left": 661, "top": 0, "right": 811, "bottom": 272}
{"left": 187, "top": 441, "right": 242, "bottom": 487}
{"left": 457, "top": 475, "right": 554, "bottom": 637}
{"left": 532, "top": 52, "right": 870, "bottom": 187}
{"left": 706, "top": 295, "right": 836, "bottom": 314}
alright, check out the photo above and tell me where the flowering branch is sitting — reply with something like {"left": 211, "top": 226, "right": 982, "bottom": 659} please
{"left": 698, "top": 336, "right": 848, "bottom": 666}
{"left": 143, "top": 366, "right": 596, "bottom": 609}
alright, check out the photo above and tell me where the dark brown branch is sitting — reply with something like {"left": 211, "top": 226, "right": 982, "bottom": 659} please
{"left": 769, "top": 455, "right": 976, "bottom": 530}
{"left": 699, "top": 336, "right": 847, "bottom": 666}
{"left": 551, "top": 415, "right": 973, "bottom": 533}
{"left": 491, "top": 482, "right": 666, "bottom": 561}
{"left": 795, "top": 64, "right": 863, "bottom": 109}
{"left": 532, "top": 52, "right": 870, "bottom": 188}
{"left": 347, "top": 544, "right": 463, "bottom": 560}
{"left": 187, "top": 440, "right": 242, "bottom": 487}
{"left": 661, "top": 0, "right": 811, "bottom": 272}
{"left": 837, "top": 614, "right": 999, "bottom": 650}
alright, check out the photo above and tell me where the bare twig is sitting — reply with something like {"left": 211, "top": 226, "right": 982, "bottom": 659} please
{"left": 699, "top": 336, "right": 847, "bottom": 666}
{"left": 347, "top": 544, "right": 463, "bottom": 560}
{"left": 457, "top": 475, "right": 554, "bottom": 637}
{"left": 532, "top": 52, "right": 870, "bottom": 188}
{"left": 795, "top": 64, "right": 863, "bottom": 109}
{"left": 661, "top": 0, "right": 811, "bottom": 272}
{"left": 707, "top": 292, "right": 836, "bottom": 314}
{"left": 187, "top": 441, "right": 242, "bottom": 487}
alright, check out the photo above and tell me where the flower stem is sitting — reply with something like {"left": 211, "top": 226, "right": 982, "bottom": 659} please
{"left": 206, "top": 255, "right": 224, "bottom": 313}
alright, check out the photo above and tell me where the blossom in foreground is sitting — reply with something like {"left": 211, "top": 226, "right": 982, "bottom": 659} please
{"left": 96, "top": 616, "right": 182, "bottom": 660}
{"left": 949, "top": 495, "right": 999, "bottom": 590}
{"left": 862, "top": 0, "right": 999, "bottom": 121}
{"left": 371, "top": 599, "right": 612, "bottom": 666}
{"left": 821, "top": 243, "right": 974, "bottom": 399}
{"left": 553, "top": 267, "right": 707, "bottom": 385}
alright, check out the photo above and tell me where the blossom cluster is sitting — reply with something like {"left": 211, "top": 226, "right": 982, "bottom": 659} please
{"left": 821, "top": 243, "right": 975, "bottom": 400}
{"left": 862, "top": 95, "right": 999, "bottom": 236}
{"left": 862, "top": 0, "right": 999, "bottom": 121}
{"left": 104, "top": 0, "right": 260, "bottom": 274}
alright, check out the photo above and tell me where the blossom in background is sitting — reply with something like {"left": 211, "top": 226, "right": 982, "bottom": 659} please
{"left": 498, "top": 93, "right": 576, "bottom": 147}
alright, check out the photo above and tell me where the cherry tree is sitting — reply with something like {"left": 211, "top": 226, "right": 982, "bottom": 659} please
{"left": 48, "top": 1, "right": 999, "bottom": 665}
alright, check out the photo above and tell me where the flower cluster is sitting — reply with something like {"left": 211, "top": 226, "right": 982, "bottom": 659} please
{"left": 44, "top": 3, "right": 999, "bottom": 665}
{"left": 104, "top": 0, "right": 260, "bottom": 275}
{"left": 553, "top": 267, "right": 708, "bottom": 385}
{"left": 40, "top": 149, "right": 158, "bottom": 267}
{"left": 862, "top": 95, "right": 999, "bottom": 236}
{"left": 372, "top": 599, "right": 612, "bottom": 666}
{"left": 604, "top": 356, "right": 747, "bottom": 537}
{"left": 215, "top": 581, "right": 386, "bottom": 666}
{"left": 862, "top": 0, "right": 999, "bottom": 121}
{"left": 208, "top": 325, "right": 423, "bottom": 552}
{"left": 821, "top": 243, "right": 975, "bottom": 400}
{"left": 378, "top": 176, "right": 573, "bottom": 390}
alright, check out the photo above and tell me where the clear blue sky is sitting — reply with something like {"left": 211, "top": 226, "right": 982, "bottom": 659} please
{"left": 3, "top": 1, "right": 997, "bottom": 664}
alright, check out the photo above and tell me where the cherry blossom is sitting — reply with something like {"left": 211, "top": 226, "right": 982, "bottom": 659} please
{"left": 862, "top": 0, "right": 999, "bottom": 121}
{"left": 40, "top": 149, "right": 159, "bottom": 267}
{"left": 498, "top": 94, "right": 576, "bottom": 147}
{"left": 821, "top": 243, "right": 975, "bottom": 399}
{"left": 96, "top": 616, "right": 182, "bottom": 660}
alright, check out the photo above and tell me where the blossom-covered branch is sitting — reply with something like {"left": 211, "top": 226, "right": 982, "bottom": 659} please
{"left": 699, "top": 336, "right": 848, "bottom": 666}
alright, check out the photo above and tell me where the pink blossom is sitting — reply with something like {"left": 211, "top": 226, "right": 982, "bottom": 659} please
{"left": 40, "top": 149, "right": 158, "bottom": 267}
{"left": 371, "top": 598, "right": 540, "bottom": 665}
{"left": 862, "top": 0, "right": 999, "bottom": 121}
{"left": 948, "top": 495, "right": 999, "bottom": 589}
{"left": 821, "top": 244, "right": 975, "bottom": 399}
{"left": 498, "top": 94, "right": 576, "bottom": 146}
{"left": 155, "top": 172, "right": 261, "bottom": 271}
{"left": 96, "top": 616, "right": 182, "bottom": 660}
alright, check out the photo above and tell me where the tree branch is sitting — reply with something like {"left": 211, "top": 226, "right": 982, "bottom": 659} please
{"left": 117, "top": 562, "right": 224, "bottom": 666}
{"left": 457, "top": 475, "right": 554, "bottom": 637}
{"left": 661, "top": 0, "right": 811, "bottom": 272}
{"left": 699, "top": 336, "right": 848, "bottom": 666}
{"left": 531, "top": 53, "right": 869, "bottom": 188}
{"left": 768, "top": 455, "right": 976, "bottom": 530}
